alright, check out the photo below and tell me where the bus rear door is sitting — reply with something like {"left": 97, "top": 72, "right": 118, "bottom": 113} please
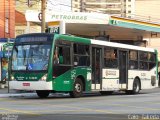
{"left": 119, "top": 50, "right": 128, "bottom": 89}
{"left": 91, "top": 47, "right": 102, "bottom": 90}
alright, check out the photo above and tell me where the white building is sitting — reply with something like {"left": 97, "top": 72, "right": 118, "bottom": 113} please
{"left": 72, "top": 0, "right": 135, "bottom": 17}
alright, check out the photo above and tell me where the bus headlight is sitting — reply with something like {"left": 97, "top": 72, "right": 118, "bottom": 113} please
{"left": 40, "top": 74, "right": 47, "bottom": 81}
{"left": 11, "top": 76, "right": 15, "bottom": 81}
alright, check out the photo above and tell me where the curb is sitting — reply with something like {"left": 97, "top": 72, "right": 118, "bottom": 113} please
{"left": 0, "top": 93, "right": 37, "bottom": 98}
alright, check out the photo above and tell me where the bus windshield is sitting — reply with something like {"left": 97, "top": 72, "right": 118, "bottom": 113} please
{"left": 12, "top": 44, "right": 51, "bottom": 71}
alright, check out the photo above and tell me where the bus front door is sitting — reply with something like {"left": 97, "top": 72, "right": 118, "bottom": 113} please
{"left": 119, "top": 50, "right": 128, "bottom": 89}
{"left": 92, "top": 47, "right": 102, "bottom": 90}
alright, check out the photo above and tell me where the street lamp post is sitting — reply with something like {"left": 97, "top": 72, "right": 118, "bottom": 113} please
{"left": 41, "top": 0, "right": 46, "bottom": 33}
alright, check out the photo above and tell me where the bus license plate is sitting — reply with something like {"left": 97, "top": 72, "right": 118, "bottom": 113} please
{"left": 23, "top": 83, "right": 30, "bottom": 86}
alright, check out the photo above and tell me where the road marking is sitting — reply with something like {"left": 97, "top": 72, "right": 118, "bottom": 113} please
{"left": 0, "top": 107, "right": 39, "bottom": 115}
{"left": 0, "top": 98, "right": 115, "bottom": 114}
{"left": 0, "top": 92, "right": 160, "bottom": 114}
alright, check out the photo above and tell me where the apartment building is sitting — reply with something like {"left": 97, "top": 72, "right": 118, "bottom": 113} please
{"left": 135, "top": 0, "right": 160, "bottom": 54}
{"left": 72, "top": 0, "right": 135, "bottom": 17}
{"left": 15, "top": 0, "right": 41, "bottom": 36}
{"left": 16, "top": 0, "right": 41, "bottom": 13}
{"left": 135, "top": 0, "right": 160, "bottom": 19}
{"left": 0, "top": 0, "right": 15, "bottom": 38}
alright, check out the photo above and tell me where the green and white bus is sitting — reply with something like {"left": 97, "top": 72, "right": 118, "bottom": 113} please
{"left": 9, "top": 33, "right": 158, "bottom": 98}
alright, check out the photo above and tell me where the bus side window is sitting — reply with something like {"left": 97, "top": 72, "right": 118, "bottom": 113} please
{"left": 129, "top": 50, "right": 138, "bottom": 69}
{"left": 58, "top": 47, "right": 63, "bottom": 64}
{"left": 104, "top": 47, "right": 117, "bottom": 68}
{"left": 53, "top": 47, "right": 59, "bottom": 64}
{"left": 140, "top": 62, "right": 148, "bottom": 70}
{"left": 73, "top": 43, "right": 90, "bottom": 66}
{"left": 53, "top": 47, "right": 64, "bottom": 64}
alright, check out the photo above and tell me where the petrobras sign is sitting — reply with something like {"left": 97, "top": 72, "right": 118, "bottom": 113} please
{"left": 25, "top": 10, "right": 110, "bottom": 24}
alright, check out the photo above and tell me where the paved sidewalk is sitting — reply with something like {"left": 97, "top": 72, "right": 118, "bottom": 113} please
{"left": 0, "top": 88, "right": 15, "bottom": 94}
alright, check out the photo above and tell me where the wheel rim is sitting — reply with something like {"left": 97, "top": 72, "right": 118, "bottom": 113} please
{"left": 134, "top": 82, "right": 139, "bottom": 92}
{"left": 75, "top": 83, "right": 82, "bottom": 93}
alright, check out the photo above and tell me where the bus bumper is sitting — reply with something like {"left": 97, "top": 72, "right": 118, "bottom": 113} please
{"left": 9, "top": 81, "right": 53, "bottom": 90}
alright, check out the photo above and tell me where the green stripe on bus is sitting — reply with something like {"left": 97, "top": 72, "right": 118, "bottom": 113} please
{"left": 55, "top": 34, "right": 91, "bottom": 44}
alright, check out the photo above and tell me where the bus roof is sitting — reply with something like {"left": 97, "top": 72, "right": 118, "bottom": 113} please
{"left": 57, "top": 34, "right": 155, "bottom": 52}
{"left": 91, "top": 39, "right": 155, "bottom": 52}
{"left": 16, "top": 33, "right": 155, "bottom": 52}
{"left": 55, "top": 34, "right": 91, "bottom": 44}
{"left": 16, "top": 33, "right": 54, "bottom": 38}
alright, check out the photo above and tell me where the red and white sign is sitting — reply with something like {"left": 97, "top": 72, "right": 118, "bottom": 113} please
{"left": 23, "top": 83, "right": 30, "bottom": 86}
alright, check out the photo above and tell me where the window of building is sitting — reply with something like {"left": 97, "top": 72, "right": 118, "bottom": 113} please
{"left": 75, "top": 4, "right": 78, "bottom": 8}
{"left": 16, "top": 29, "right": 25, "bottom": 36}
{"left": 128, "top": 10, "right": 131, "bottom": 13}
{"left": 5, "top": 18, "right": 9, "bottom": 33}
{"left": 5, "top": 0, "right": 9, "bottom": 34}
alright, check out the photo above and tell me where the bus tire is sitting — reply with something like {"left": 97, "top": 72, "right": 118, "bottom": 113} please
{"left": 36, "top": 90, "right": 50, "bottom": 98}
{"left": 70, "top": 78, "right": 83, "bottom": 98}
{"left": 132, "top": 78, "right": 140, "bottom": 94}
{"left": 100, "top": 91, "right": 113, "bottom": 95}
{"left": 126, "top": 78, "right": 140, "bottom": 94}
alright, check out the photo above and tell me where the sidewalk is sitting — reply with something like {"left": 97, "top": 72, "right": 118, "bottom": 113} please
{"left": 0, "top": 88, "right": 16, "bottom": 94}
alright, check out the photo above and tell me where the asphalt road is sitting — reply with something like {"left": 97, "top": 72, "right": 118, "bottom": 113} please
{"left": 0, "top": 87, "right": 160, "bottom": 120}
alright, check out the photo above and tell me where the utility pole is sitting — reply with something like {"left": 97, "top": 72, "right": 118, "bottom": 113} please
{"left": 41, "top": 0, "right": 46, "bottom": 33}
{"left": 80, "top": 0, "right": 86, "bottom": 12}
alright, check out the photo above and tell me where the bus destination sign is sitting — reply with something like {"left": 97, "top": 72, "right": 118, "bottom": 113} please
{"left": 17, "top": 36, "right": 49, "bottom": 43}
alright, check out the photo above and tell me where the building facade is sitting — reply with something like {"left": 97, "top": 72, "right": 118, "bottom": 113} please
{"left": 135, "top": 0, "right": 160, "bottom": 58}
{"left": 72, "top": 0, "right": 135, "bottom": 17}
{"left": 15, "top": 0, "right": 41, "bottom": 36}
{"left": 135, "top": 0, "right": 160, "bottom": 20}
{"left": 0, "top": 0, "right": 15, "bottom": 38}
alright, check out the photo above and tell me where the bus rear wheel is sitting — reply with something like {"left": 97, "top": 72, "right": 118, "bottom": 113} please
{"left": 70, "top": 78, "right": 83, "bottom": 98}
{"left": 126, "top": 78, "right": 140, "bottom": 94}
{"left": 36, "top": 90, "right": 50, "bottom": 98}
{"left": 132, "top": 78, "right": 140, "bottom": 94}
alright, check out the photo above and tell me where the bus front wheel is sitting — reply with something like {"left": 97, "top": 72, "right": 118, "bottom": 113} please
{"left": 70, "top": 78, "right": 83, "bottom": 98}
{"left": 36, "top": 90, "right": 50, "bottom": 98}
